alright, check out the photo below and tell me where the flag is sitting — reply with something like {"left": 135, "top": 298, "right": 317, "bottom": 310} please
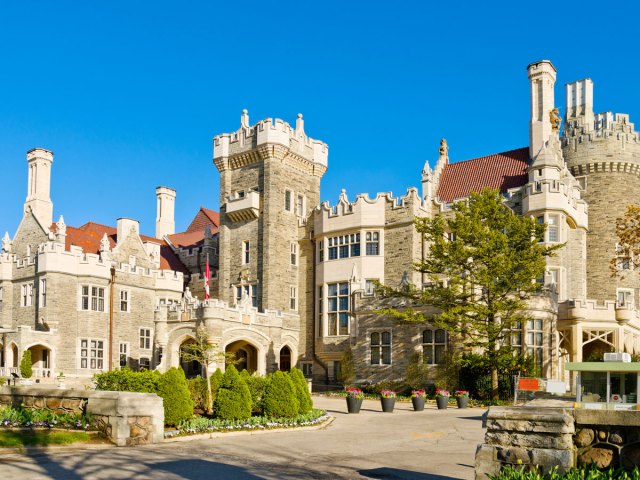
{"left": 204, "top": 253, "right": 210, "bottom": 300}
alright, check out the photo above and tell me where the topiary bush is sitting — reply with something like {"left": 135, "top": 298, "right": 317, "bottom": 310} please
{"left": 262, "top": 370, "right": 299, "bottom": 418}
{"left": 20, "top": 350, "right": 32, "bottom": 378}
{"left": 240, "top": 369, "right": 266, "bottom": 414}
{"left": 158, "top": 367, "right": 194, "bottom": 426}
{"left": 94, "top": 368, "right": 161, "bottom": 393}
{"left": 214, "top": 365, "right": 252, "bottom": 421}
{"left": 210, "top": 368, "right": 224, "bottom": 403}
{"left": 289, "top": 368, "right": 313, "bottom": 414}
{"left": 187, "top": 377, "right": 208, "bottom": 411}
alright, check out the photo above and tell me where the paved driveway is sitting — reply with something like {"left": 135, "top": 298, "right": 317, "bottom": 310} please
{"left": 0, "top": 396, "right": 486, "bottom": 479}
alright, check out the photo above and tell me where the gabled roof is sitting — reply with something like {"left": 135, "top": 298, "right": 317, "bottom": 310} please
{"left": 167, "top": 207, "right": 220, "bottom": 249}
{"left": 436, "top": 147, "right": 530, "bottom": 203}
{"left": 50, "top": 221, "right": 187, "bottom": 273}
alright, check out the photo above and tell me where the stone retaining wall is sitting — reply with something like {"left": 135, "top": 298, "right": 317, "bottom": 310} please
{"left": 0, "top": 386, "right": 164, "bottom": 446}
{"left": 476, "top": 407, "right": 640, "bottom": 479}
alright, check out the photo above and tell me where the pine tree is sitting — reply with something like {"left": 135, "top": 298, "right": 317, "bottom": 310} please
{"left": 289, "top": 368, "right": 313, "bottom": 414}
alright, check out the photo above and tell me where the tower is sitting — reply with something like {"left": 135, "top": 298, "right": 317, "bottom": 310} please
{"left": 213, "top": 110, "right": 328, "bottom": 314}
{"left": 155, "top": 186, "right": 176, "bottom": 239}
{"left": 24, "top": 148, "right": 54, "bottom": 228}
{"left": 527, "top": 60, "right": 557, "bottom": 160}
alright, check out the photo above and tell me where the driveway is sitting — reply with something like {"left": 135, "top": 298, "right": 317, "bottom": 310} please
{"left": 0, "top": 396, "right": 486, "bottom": 479}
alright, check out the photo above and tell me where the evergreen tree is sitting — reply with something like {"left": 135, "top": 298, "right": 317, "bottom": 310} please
{"left": 20, "top": 350, "right": 32, "bottom": 379}
{"left": 213, "top": 365, "right": 252, "bottom": 421}
{"left": 262, "top": 370, "right": 299, "bottom": 418}
{"left": 289, "top": 367, "right": 313, "bottom": 414}
{"left": 336, "top": 346, "right": 355, "bottom": 386}
{"left": 158, "top": 367, "right": 194, "bottom": 426}
{"left": 381, "top": 188, "right": 560, "bottom": 400}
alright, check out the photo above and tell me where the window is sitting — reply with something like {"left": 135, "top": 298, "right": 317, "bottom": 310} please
{"left": 140, "top": 328, "right": 151, "bottom": 350}
{"left": 81, "top": 286, "right": 89, "bottom": 310}
{"left": 366, "top": 231, "right": 379, "bottom": 255}
{"left": 236, "top": 190, "right": 245, "bottom": 199}
{"left": 300, "top": 361, "right": 313, "bottom": 377}
{"left": 535, "top": 182, "right": 542, "bottom": 192}
{"left": 616, "top": 244, "right": 631, "bottom": 271}
{"left": 80, "top": 339, "right": 104, "bottom": 370}
{"left": 236, "top": 284, "right": 258, "bottom": 308}
{"left": 365, "top": 279, "right": 377, "bottom": 296}
{"left": 0, "top": 286, "right": 3, "bottom": 312}
{"left": 327, "top": 282, "right": 349, "bottom": 336}
{"left": 284, "top": 190, "right": 292, "bottom": 212}
{"left": 21, "top": 283, "right": 33, "bottom": 307}
{"left": 617, "top": 289, "right": 634, "bottom": 308}
{"left": 243, "top": 241, "right": 250, "bottom": 264}
{"left": 119, "top": 343, "right": 128, "bottom": 368}
{"left": 290, "top": 287, "right": 297, "bottom": 310}
{"left": 296, "top": 194, "right": 305, "bottom": 217}
{"left": 526, "top": 319, "right": 543, "bottom": 372}
{"left": 327, "top": 234, "right": 360, "bottom": 260}
{"left": 120, "top": 290, "right": 129, "bottom": 312}
{"left": 371, "top": 331, "right": 391, "bottom": 365}
{"left": 39, "top": 279, "right": 46, "bottom": 307}
{"left": 547, "top": 215, "right": 559, "bottom": 242}
{"left": 423, "top": 329, "right": 447, "bottom": 365}
{"left": 332, "top": 361, "right": 340, "bottom": 379}
{"left": 318, "top": 240, "right": 324, "bottom": 263}
{"left": 139, "top": 358, "right": 150, "bottom": 371}
{"left": 290, "top": 242, "right": 298, "bottom": 266}
{"left": 91, "top": 287, "right": 105, "bottom": 311}
{"left": 509, "top": 321, "right": 522, "bottom": 353}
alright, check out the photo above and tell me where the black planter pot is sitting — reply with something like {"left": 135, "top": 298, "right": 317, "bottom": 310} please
{"left": 380, "top": 397, "right": 396, "bottom": 413}
{"left": 436, "top": 396, "right": 449, "bottom": 410}
{"left": 456, "top": 396, "right": 469, "bottom": 409}
{"left": 411, "top": 396, "right": 426, "bottom": 411}
{"left": 346, "top": 397, "right": 363, "bottom": 414}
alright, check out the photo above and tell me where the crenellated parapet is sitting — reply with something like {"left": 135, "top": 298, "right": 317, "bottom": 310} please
{"left": 213, "top": 110, "right": 328, "bottom": 177}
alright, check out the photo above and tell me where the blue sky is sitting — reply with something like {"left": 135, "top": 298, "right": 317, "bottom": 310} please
{"left": 1, "top": 1, "right": 639, "bottom": 237}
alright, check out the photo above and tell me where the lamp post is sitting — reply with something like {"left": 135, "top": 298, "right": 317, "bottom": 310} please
{"left": 109, "top": 266, "right": 116, "bottom": 371}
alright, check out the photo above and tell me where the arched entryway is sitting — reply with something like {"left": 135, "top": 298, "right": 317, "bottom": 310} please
{"left": 179, "top": 338, "right": 202, "bottom": 378}
{"left": 11, "top": 344, "right": 18, "bottom": 368}
{"left": 225, "top": 340, "right": 258, "bottom": 373}
{"left": 279, "top": 346, "right": 291, "bottom": 372}
{"left": 27, "top": 344, "right": 52, "bottom": 378}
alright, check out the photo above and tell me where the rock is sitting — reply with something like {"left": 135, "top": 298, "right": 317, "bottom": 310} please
{"left": 497, "top": 447, "right": 531, "bottom": 464}
{"left": 130, "top": 424, "right": 148, "bottom": 439}
{"left": 598, "top": 430, "right": 607, "bottom": 441}
{"left": 46, "top": 398, "right": 62, "bottom": 410}
{"left": 579, "top": 447, "right": 615, "bottom": 469}
{"left": 575, "top": 428, "right": 595, "bottom": 447}
{"left": 610, "top": 431, "right": 624, "bottom": 445}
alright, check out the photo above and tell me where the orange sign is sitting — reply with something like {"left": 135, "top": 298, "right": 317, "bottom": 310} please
{"left": 519, "top": 378, "right": 539, "bottom": 391}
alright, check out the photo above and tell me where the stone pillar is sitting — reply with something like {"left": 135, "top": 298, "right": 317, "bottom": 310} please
{"left": 155, "top": 186, "right": 176, "bottom": 239}
{"left": 527, "top": 60, "right": 557, "bottom": 159}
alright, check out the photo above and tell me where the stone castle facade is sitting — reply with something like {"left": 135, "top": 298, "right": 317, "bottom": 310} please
{"left": 1, "top": 60, "right": 639, "bottom": 390}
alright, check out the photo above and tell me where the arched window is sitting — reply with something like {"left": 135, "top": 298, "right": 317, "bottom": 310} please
{"left": 423, "top": 329, "right": 447, "bottom": 365}
{"left": 371, "top": 331, "right": 391, "bottom": 365}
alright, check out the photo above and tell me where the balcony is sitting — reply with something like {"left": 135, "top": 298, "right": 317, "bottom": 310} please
{"left": 225, "top": 191, "right": 260, "bottom": 223}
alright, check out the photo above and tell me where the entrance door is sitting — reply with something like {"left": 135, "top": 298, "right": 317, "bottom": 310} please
{"left": 280, "top": 346, "right": 291, "bottom": 372}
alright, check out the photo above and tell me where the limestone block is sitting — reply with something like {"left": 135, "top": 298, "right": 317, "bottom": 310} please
{"left": 530, "top": 448, "right": 574, "bottom": 473}
{"left": 496, "top": 446, "right": 531, "bottom": 464}
{"left": 486, "top": 431, "right": 574, "bottom": 450}
{"left": 474, "top": 444, "right": 501, "bottom": 480}
{"left": 576, "top": 410, "right": 640, "bottom": 427}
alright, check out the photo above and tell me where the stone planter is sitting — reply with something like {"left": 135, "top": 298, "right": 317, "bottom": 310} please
{"left": 346, "top": 397, "right": 363, "bottom": 414}
{"left": 436, "top": 396, "right": 449, "bottom": 410}
{"left": 380, "top": 397, "right": 396, "bottom": 413}
{"left": 456, "top": 396, "right": 469, "bottom": 409}
{"left": 411, "top": 396, "right": 426, "bottom": 411}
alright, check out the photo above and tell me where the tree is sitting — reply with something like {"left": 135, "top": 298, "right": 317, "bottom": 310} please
{"left": 20, "top": 350, "right": 32, "bottom": 379}
{"left": 262, "top": 370, "right": 299, "bottom": 418}
{"left": 336, "top": 346, "right": 355, "bottom": 386}
{"left": 610, "top": 204, "right": 640, "bottom": 278}
{"left": 158, "top": 367, "right": 194, "bottom": 426}
{"left": 180, "top": 326, "right": 232, "bottom": 415}
{"left": 213, "top": 365, "right": 252, "bottom": 421}
{"left": 381, "top": 188, "right": 560, "bottom": 400}
{"left": 289, "top": 367, "right": 313, "bottom": 414}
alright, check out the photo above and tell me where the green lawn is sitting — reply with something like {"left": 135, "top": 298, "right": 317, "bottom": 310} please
{"left": 0, "top": 430, "right": 91, "bottom": 448}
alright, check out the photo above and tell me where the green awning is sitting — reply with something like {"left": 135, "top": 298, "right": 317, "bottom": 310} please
{"left": 565, "top": 362, "right": 640, "bottom": 373}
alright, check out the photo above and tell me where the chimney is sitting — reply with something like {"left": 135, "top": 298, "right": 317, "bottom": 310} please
{"left": 24, "top": 148, "right": 54, "bottom": 228}
{"left": 155, "top": 186, "right": 176, "bottom": 239}
{"left": 527, "top": 60, "right": 557, "bottom": 160}
{"left": 117, "top": 218, "right": 140, "bottom": 246}
{"left": 565, "top": 79, "right": 594, "bottom": 129}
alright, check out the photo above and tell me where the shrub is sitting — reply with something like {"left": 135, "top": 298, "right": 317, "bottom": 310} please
{"left": 336, "top": 347, "right": 355, "bottom": 386}
{"left": 240, "top": 369, "right": 266, "bottom": 414}
{"left": 289, "top": 368, "right": 313, "bottom": 414}
{"left": 214, "top": 365, "right": 252, "bottom": 421}
{"left": 94, "top": 368, "right": 161, "bottom": 393}
{"left": 158, "top": 367, "right": 194, "bottom": 426}
{"left": 405, "top": 352, "right": 430, "bottom": 389}
{"left": 0, "top": 377, "right": 6, "bottom": 386}
{"left": 262, "top": 370, "right": 299, "bottom": 419}
{"left": 209, "top": 368, "right": 224, "bottom": 408}
{"left": 20, "top": 350, "right": 32, "bottom": 378}
{"left": 187, "top": 377, "right": 208, "bottom": 411}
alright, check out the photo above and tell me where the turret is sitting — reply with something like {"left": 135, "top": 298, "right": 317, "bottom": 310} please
{"left": 527, "top": 61, "right": 558, "bottom": 160}
{"left": 155, "top": 186, "right": 176, "bottom": 239}
{"left": 24, "top": 148, "right": 54, "bottom": 228}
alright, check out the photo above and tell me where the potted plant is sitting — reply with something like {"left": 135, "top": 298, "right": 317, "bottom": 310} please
{"left": 411, "top": 389, "right": 426, "bottom": 411}
{"left": 435, "top": 389, "right": 450, "bottom": 410}
{"left": 345, "top": 387, "right": 364, "bottom": 414}
{"left": 455, "top": 390, "right": 469, "bottom": 409}
{"left": 380, "top": 389, "right": 396, "bottom": 413}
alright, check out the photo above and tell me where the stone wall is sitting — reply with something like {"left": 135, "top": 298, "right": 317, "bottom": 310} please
{"left": 475, "top": 406, "right": 640, "bottom": 479}
{"left": 0, "top": 386, "right": 164, "bottom": 447}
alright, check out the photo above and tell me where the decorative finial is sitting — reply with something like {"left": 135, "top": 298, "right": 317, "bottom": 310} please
{"left": 56, "top": 215, "right": 66, "bottom": 236}
{"left": 339, "top": 188, "right": 348, "bottom": 203}
{"left": 439, "top": 138, "right": 448, "bottom": 158}
{"left": 549, "top": 107, "right": 561, "bottom": 131}
{"left": 2, "top": 232, "right": 11, "bottom": 253}
{"left": 241, "top": 109, "right": 250, "bottom": 129}
{"left": 296, "top": 113, "right": 305, "bottom": 136}
{"left": 100, "top": 233, "right": 110, "bottom": 252}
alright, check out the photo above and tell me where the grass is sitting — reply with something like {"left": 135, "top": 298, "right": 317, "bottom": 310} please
{"left": 0, "top": 429, "right": 92, "bottom": 448}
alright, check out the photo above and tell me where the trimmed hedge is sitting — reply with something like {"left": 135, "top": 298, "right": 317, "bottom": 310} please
{"left": 240, "top": 369, "right": 266, "bottom": 414}
{"left": 20, "top": 350, "right": 32, "bottom": 379}
{"left": 187, "top": 377, "right": 208, "bottom": 411}
{"left": 214, "top": 366, "right": 252, "bottom": 421}
{"left": 94, "top": 368, "right": 161, "bottom": 393}
{"left": 210, "top": 368, "right": 223, "bottom": 404}
{"left": 289, "top": 368, "right": 313, "bottom": 414}
{"left": 262, "top": 370, "right": 299, "bottom": 418}
{"left": 157, "top": 368, "right": 194, "bottom": 426}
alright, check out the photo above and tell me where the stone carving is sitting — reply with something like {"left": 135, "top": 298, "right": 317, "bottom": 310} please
{"left": 439, "top": 138, "right": 448, "bottom": 157}
{"left": 184, "top": 287, "right": 194, "bottom": 303}
{"left": 550, "top": 107, "right": 562, "bottom": 131}
{"left": 56, "top": 215, "right": 67, "bottom": 237}
{"left": 100, "top": 233, "right": 110, "bottom": 253}
{"left": 1, "top": 232, "right": 11, "bottom": 253}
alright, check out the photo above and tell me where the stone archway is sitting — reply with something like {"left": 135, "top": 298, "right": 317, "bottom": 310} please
{"left": 279, "top": 346, "right": 291, "bottom": 372}
{"left": 27, "top": 344, "right": 52, "bottom": 378}
{"left": 179, "top": 338, "right": 202, "bottom": 379}
{"left": 225, "top": 340, "right": 258, "bottom": 373}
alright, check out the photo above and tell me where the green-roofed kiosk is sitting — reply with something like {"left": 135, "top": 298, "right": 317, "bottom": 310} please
{"left": 565, "top": 360, "right": 640, "bottom": 410}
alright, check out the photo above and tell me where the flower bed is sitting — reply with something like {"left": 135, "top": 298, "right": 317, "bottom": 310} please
{"left": 0, "top": 405, "right": 93, "bottom": 430}
{"left": 167, "top": 408, "right": 328, "bottom": 438}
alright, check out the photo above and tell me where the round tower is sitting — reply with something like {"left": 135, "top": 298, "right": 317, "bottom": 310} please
{"left": 562, "top": 79, "right": 640, "bottom": 304}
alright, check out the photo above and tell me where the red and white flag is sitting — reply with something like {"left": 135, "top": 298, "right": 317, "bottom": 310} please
{"left": 204, "top": 253, "right": 210, "bottom": 300}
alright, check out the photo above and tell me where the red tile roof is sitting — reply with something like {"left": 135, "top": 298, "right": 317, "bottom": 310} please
{"left": 187, "top": 208, "right": 220, "bottom": 233}
{"left": 436, "top": 147, "right": 530, "bottom": 203}
{"left": 50, "top": 221, "right": 187, "bottom": 273}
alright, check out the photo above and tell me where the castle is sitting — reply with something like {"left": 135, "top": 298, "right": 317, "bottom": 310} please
{"left": 1, "top": 60, "right": 639, "bottom": 390}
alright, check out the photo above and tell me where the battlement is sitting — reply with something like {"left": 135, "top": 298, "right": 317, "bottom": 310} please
{"left": 559, "top": 298, "right": 640, "bottom": 329}
{"left": 213, "top": 110, "right": 328, "bottom": 169}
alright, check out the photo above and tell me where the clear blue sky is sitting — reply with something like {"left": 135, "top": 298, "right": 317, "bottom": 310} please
{"left": 1, "top": 1, "right": 639, "bottom": 237}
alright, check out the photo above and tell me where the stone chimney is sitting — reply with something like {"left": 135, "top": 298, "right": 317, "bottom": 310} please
{"left": 116, "top": 218, "right": 140, "bottom": 246}
{"left": 527, "top": 60, "right": 557, "bottom": 160}
{"left": 155, "top": 186, "right": 176, "bottom": 239}
{"left": 24, "top": 148, "right": 54, "bottom": 228}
